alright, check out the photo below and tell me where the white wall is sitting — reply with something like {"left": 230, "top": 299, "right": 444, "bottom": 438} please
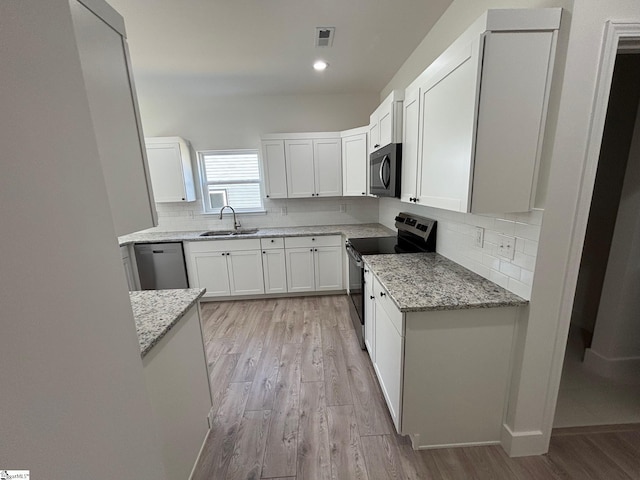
{"left": 133, "top": 76, "right": 381, "bottom": 229}
{"left": 507, "top": 0, "right": 640, "bottom": 456}
{"left": 0, "top": 1, "right": 166, "bottom": 477}
{"left": 585, "top": 94, "right": 640, "bottom": 376}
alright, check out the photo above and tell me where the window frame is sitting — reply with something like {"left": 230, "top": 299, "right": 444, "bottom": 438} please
{"left": 197, "top": 149, "right": 265, "bottom": 215}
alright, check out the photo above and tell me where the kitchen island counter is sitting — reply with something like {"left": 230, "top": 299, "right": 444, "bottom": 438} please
{"left": 363, "top": 252, "right": 527, "bottom": 312}
{"left": 130, "top": 288, "right": 206, "bottom": 357}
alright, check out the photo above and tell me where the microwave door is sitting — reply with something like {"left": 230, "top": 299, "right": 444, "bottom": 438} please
{"left": 379, "top": 155, "right": 391, "bottom": 189}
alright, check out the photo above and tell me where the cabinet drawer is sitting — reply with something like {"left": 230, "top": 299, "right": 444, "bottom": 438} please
{"left": 373, "top": 278, "right": 404, "bottom": 336}
{"left": 185, "top": 238, "right": 261, "bottom": 254}
{"left": 284, "top": 235, "right": 341, "bottom": 248}
{"left": 261, "top": 237, "right": 285, "bottom": 250}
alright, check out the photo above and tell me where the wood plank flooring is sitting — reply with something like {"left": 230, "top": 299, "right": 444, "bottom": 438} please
{"left": 192, "top": 295, "right": 640, "bottom": 480}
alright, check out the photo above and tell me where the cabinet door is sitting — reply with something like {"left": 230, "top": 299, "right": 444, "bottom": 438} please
{"left": 342, "top": 133, "right": 368, "bottom": 197}
{"left": 70, "top": 1, "right": 156, "bottom": 236}
{"left": 188, "top": 252, "right": 231, "bottom": 297}
{"left": 378, "top": 101, "right": 393, "bottom": 148}
{"left": 262, "top": 249, "right": 287, "bottom": 294}
{"left": 313, "top": 138, "right": 342, "bottom": 197}
{"left": 286, "top": 247, "right": 315, "bottom": 292}
{"left": 314, "top": 246, "right": 343, "bottom": 291}
{"left": 121, "top": 246, "right": 137, "bottom": 291}
{"left": 374, "top": 301, "right": 403, "bottom": 430}
{"left": 261, "top": 140, "right": 288, "bottom": 199}
{"left": 146, "top": 143, "right": 191, "bottom": 202}
{"left": 401, "top": 86, "right": 420, "bottom": 204}
{"left": 285, "top": 139, "right": 315, "bottom": 198}
{"left": 364, "top": 280, "right": 375, "bottom": 361}
{"left": 418, "top": 39, "right": 482, "bottom": 212}
{"left": 227, "top": 250, "right": 265, "bottom": 296}
{"left": 369, "top": 114, "right": 381, "bottom": 152}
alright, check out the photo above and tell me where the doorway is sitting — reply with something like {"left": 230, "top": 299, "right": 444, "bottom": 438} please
{"left": 554, "top": 52, "right": 640, "bottom": 428}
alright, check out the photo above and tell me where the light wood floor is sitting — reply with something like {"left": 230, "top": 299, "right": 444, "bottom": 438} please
{"left": 192, "top": 295, "right": 640, "bottom": 480}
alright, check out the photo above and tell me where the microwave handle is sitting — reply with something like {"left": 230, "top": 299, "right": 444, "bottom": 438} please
{"left": 379, "top": 155, "right": 390, "bottom": 189}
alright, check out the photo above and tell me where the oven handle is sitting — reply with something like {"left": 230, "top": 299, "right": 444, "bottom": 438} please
{"left": 345, "top": 244, "right": 363, "bottom": 268}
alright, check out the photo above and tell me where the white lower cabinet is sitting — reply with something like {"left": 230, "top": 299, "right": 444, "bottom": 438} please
{"left": 373, "top": 295, "right": 403, "bottom": 429}
{"left": 120, "top": 245, "right": 139, "bottom": 291}
{"left": 364, "top": 269, "right": 375, "bottom": 360}
{"left": 284, "top": 235, "right": 343, "bottom": 293}
{"left": 261, "top": 237, "right": 287, "bottom": 294}
{"left": 185, "top": 239, "right": 264, "bottom": 298}
{"left": 366, "top": 269, "right": 519, "bottom": 449}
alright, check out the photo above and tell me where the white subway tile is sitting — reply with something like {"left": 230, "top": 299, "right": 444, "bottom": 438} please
{"left": 524, "top": 239, "right": 539, "bottom": 256}
{"left": 499, "top": 260, "right": 521, "bottom": 279}
{"left": 484, "top": 230, "right": 500, "bottom": 246}
{"left": 508, "top": 277, "right": 531, "bottom": 300}
{"left": 513, "top": 252, "right": 536, "bottom": 271}
{"left": 482, "top": 253, "right": 501, "bottom": 270}
{"left": 520, "top": 269, "right": 534, "bottom": 286}
{"left": 490, "top": 270, "right": 509, "bottom": 289}
{"left": 494, "top": 219, "right": 516, "bottom": 235}
{"left": 515, "top": 222, "right": 541, "bottom": 241}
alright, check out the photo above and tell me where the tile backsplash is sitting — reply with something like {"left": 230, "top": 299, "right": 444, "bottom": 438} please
{"left": 150, "top": 196, "right": 380, "bottom": 232}
{"left": 379, "top": 198, "right": 541, "bottom": 300}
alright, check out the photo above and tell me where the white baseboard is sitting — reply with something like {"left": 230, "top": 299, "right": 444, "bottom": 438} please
{"left": 584, "top": 348, "right": 640, "bottom": 383}
{"left": 501, "top": 424, "right": 547, "bottom": 457}
{"left": 188, "top": 428, "right": 211, "bottom": 480}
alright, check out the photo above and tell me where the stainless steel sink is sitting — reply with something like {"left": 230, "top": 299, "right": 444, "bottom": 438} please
{"left": 199, "top": 229, "right": 259, "bottom": 237}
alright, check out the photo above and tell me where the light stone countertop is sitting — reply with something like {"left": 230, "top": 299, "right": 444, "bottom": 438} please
{"left": 118, "top": 223, "right": 395, "bottom": 246}
{"left": 363, "top": 253, "right": 527, "bottom": 313}
{"left": 130, "top": 288, "right": 206, "bottom": 358}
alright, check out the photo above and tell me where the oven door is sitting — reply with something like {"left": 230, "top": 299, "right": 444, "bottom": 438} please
{"left": 346, "top": 244, "right": 365, "bottom": 349}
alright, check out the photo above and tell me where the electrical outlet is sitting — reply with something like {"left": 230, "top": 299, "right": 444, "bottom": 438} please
{"left": 474, "top": 227, "right": 484, "bottom": 248}
{"left": 280, "top": 206, "right": 287, "bottom": 216}
{"left": 340, "top": 204, "right": 347, "bottom": 213}
{"left": 497, "top": 234, "right": 516, "bottom": 260}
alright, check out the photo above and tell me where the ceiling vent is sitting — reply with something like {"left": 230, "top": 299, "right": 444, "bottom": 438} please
{"left": 315, "top": 27, "right": 335, "bottom": 47}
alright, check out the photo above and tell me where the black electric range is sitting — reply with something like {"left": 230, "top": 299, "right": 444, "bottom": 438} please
{"left": 345, "top": 212, "right": 437, "bottom": 349}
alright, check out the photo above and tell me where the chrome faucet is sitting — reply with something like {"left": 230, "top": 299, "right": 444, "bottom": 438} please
{"left": 219, "top": 205, "right": 241, "bottom": 231}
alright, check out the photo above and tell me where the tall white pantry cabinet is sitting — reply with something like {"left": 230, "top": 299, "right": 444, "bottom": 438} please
{"left": 402, "top": 8, "right": 561, "bottom": 213}
{"left": 70, "top": 0, "right": 157, "bottom": 236}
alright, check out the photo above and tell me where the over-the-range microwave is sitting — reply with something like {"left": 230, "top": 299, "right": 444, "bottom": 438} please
{"left": 369, "top": 143, "right": 401, "bottom": 198}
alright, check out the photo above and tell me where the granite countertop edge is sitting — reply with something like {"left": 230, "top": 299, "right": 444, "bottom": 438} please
{"left": 118, "top": 223, "right": 395, "bottom": 247}
{"left": 131, "top": 288, "right": 206, "bottom": 358}
{"left": 363, "top": 253, "right": 528, "bottom": 313}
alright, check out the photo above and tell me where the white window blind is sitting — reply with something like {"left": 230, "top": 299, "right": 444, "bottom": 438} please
{"left": 198, "top": 150, "right": 264, "bottom": 214}
{"left": 198, "top": 150, "right": 264, "bottom": 213}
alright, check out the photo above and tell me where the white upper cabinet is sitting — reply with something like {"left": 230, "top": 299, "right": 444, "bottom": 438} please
{"left": 145, "top": 137, "right": 196, "bottom": 203}
{"left": 341, "top": 127, "right": 368, "bottom": 197}
{"left": 369, "top": 90, "right": 404, "bottom": 153}
{"left": 285, "top": 139, "right": 315, "bottom": 198}
{"left": 400, "top": 86, "right": 420, "bottom": 204}
{"left": 70, "top": 0, "right": 157, "bottom": 236}
{"left": 261, "top": 140, "right": 288, "bottom": 199}
{"left": 407, "top": 8, "right": 561, "bottom": 213}
{"left": 262, "top": 133, "right": 342, "bottom": 199}
{"left": 313, "top": 138, "right": 342, "bottom": 197}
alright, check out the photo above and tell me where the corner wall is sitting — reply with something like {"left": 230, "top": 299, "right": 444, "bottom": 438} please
{"left": 0, "top": 1, "right": 166, "bottom": 477}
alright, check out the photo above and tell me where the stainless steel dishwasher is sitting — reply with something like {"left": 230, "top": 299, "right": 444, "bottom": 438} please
{"left": 134, "top": 242, "right": 189, "bottom": 290}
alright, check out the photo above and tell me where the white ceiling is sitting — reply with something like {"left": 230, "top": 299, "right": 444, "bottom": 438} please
{"left": 107, "top": 0, "right": 453, "bottom": 96}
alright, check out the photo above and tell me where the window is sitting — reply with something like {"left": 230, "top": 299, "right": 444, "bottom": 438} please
{"left": 198, "top": 149, "right": 264, "bottom": 214}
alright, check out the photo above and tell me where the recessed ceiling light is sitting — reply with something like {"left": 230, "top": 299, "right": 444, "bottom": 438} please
{"left": 313, "top": 60, "right": 328, "bottom": 71}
